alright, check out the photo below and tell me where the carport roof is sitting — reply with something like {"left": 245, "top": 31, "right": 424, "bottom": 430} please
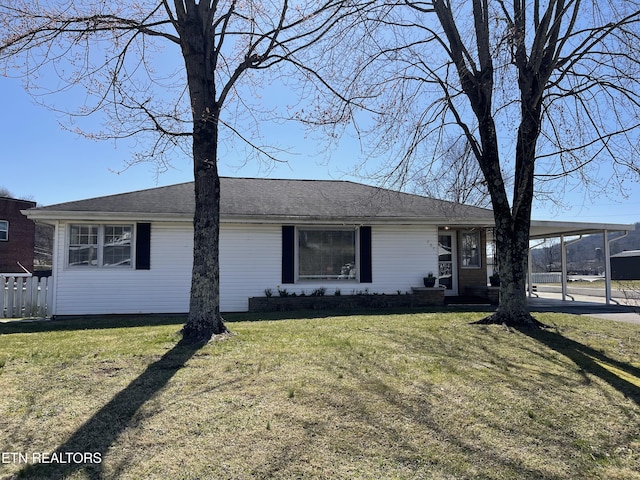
{"left": 529, "top": 220, "right": 635, "bottom": 239}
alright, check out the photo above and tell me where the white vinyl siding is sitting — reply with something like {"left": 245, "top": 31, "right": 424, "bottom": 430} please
{"left": 220, "top": 224, "right": 281, "bottom": 311}
{"left": 370, "top": 225, "right": 439, "bottom": 294}
{"left": 49, "top": 221, "right": 440, "bottom": 315}
{"left": 54, "top": 222, "right": 192, "bottom": 315}
{"left": 52, "top": 222, "right": 283, "bottom": 315}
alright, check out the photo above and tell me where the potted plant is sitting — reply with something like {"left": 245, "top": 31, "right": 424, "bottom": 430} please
{"left": 423, "top": 272, "right": 436, "bottom": 287}
{"left": 489, "top": 272, "right": 500, "bottom": 287}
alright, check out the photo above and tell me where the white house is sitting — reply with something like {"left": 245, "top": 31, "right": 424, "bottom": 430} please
{"left": 23, "top": 177, "right": 635, "bottom": 315}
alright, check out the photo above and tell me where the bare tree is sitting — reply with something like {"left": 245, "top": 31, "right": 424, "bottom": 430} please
{"left": 311, "top": 0, "right": 640, "bottom": 327}
{"left": 1, "top": 1, "right": 361, "bottom": 342}
{"left": 530, "top": 239, "right": 560, "bottom": 273}
{"left": 412, "top": 135, "right": 491, "bottom": 207}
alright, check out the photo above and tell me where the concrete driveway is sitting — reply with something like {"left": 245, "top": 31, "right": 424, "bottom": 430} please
{"left": 527, "top": 291, "right": 640, "bottom": 325}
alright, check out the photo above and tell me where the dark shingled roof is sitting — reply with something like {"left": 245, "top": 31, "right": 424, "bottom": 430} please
{"left": 29, "top": 177, "right": 495, "bottom": 222}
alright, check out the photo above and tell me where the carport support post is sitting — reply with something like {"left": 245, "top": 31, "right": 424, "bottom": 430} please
{"left": 561, "top": 235, "right": 584, "bottom": 302}
{"left": 527, "top": 248, "right": 533, "bottom": 297}
{"left": 528, "top": 239, "right": 546, "bottom": 298}
{"left": 603, "top": 229, "right": 611, "bottom": 305}
{"left": 561, "top": 234, "right": 567, "bottom": 301}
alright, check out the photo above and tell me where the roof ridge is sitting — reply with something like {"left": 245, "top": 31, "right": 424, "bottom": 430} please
{"left": 220, "top": 176, "right": 356, "bottom": 183}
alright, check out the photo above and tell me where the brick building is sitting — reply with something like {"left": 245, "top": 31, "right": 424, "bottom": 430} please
{"left": 0, "top": 197, "right": 36, "bottom": 274}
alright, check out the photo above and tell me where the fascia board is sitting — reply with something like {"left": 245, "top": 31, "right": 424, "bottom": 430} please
{"left": 221, "top": 215, "right": 496, "bottom": 226}
{"left": 22, "top": 210, "right": 193, "bottom": 223}
{"left": 23, "top": 210, "right": 497, "bottom": 227}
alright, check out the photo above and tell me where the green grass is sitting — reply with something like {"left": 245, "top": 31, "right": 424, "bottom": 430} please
{"left": 0, "top": 311, "right": 639, "bottom": 479}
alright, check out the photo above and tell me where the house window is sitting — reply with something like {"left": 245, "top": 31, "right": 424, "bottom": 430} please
{"left": 68, "top": 224, "right": 132, "bottom": 267}
{"left": 298, "top": 228, "right": 356, "bottom": 280}
{"left": 461, "top": 231, "right": 481, "bottom": 268}
{"left": 0, "top": 220, "right": 7, "bottom": 241}
{"left": 69, "top": 225, "right": 98, "bottom": 266}
{"left": 103, "top": 225, "right": 133, "bottom": 266}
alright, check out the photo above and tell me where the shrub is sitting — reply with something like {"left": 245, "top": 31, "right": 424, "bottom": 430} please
{"left": 277, "top": 287, "right": 290, "bottom": 297}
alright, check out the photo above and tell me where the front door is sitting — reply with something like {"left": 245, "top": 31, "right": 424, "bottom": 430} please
{"left": 438, "top": 232, "right": 458, "bottom": 296}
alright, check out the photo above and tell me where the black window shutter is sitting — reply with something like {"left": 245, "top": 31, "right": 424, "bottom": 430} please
{"left": 135, "top": 223, "right": 151, "bottom": 270}
{"left": 360, "top": 226, "right": 372, "bottom": 283}
{"left": 282, "top": 225, "right": 295, "bottom": 284}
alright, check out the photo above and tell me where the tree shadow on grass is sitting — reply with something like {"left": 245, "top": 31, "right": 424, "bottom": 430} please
{"left": 14, "top": 338, "right": 206, "bottom": 480}
{"left": 0, "top": 315, "right": 186, "bottom": 335}
{"left": 518, "top": 327, "right": 640, "bottom": 407}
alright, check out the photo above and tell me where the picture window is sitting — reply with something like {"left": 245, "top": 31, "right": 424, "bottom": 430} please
{"left": 298, "top": 228, "right": 357, "bottom": 280}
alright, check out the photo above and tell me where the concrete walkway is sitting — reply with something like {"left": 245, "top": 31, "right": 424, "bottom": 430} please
{"left": 527, "top": 290, "right": 640, "bottom": 325}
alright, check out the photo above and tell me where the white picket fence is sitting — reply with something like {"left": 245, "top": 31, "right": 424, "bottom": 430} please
{"left": 530, "top": 272, "right": 562, "bottom": 283}
{"left": 1, "top": 275, "right": 53, "bottom": 319}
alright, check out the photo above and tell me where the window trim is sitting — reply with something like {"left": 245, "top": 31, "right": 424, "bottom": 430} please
{"left": 0, "top": 220, "right": 8, "bottom": 241}
{"left": 296, "top": 226, "right": 360, "bottom": 282}
{"left": 460, "top": 230, "right": 482, "bottom": 269}
{"left": 67, "top": 223, "right": 135, "bottom": 269}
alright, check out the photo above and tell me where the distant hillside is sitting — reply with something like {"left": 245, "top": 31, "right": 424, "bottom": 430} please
{"left": 530, "top": 222, "right": 640, "bottom": 274}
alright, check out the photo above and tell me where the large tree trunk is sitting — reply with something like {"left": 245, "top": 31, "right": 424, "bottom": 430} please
{"left": 475, "top": 108, "right": 546, "bottom": 328}
{"left": 480, "top": 215, "right": 541, "bottom": 327}
{"left": 181, "top": 115, "right": 227, "bottom": 342}
{"left": 473, "top": 198, "right": 544, "bottom": 327}
{"left": 177, "top": 4, "right": 228, "bottom": 343}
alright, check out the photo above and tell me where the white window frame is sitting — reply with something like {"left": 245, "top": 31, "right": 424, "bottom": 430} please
{"left": 461, "top": 230, "right": 481, "bottom": 269}
{"left": 296, "top": 227, "right": 359, "bottom": 282}
{"left": 0, "top": 220, "right": 8, "bottom": 241}
{"left": 67, "top": 223, "right": 134, "bottom": 268}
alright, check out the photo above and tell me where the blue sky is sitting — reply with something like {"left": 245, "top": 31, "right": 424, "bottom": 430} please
{"left": 0, "top": 76, "right": 348, "bottom": 204}
{"left": 1, "top": 75, "right": 639, "bottom": 225}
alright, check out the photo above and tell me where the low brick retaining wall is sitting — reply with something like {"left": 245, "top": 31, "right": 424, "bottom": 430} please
{"left": 464, "top": 286, "right": 500, "bottom": 305}
{"left": 249, "top": 288, "right": 445, "bottom": 312}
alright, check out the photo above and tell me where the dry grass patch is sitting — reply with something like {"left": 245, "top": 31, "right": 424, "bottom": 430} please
{"left": 0, "top": 312, "right": 638, "bottom": 479}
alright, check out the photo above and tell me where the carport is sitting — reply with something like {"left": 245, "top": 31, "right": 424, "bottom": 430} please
{"left": 528, "top": 221, "right": 636, "bottom": 305}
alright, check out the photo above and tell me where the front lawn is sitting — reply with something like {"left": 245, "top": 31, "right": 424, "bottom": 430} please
{"left": 0, "top": 311, "right": 638, "bottom": 479}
